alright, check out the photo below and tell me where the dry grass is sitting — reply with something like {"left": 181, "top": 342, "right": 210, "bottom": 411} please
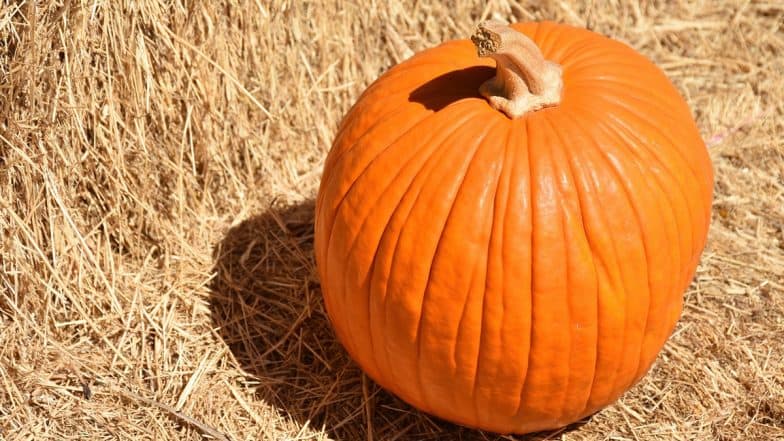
{"left": 1, "top": 1, "right": 782, "bottom": 440}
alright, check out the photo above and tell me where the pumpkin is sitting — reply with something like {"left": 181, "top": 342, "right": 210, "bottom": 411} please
{"left": 314, "top": 20, "right": 713, "bottom": 434}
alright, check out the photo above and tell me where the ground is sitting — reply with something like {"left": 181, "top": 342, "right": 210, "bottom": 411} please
{"left": 1, "top": 1, "right": 783, "bottom": 440}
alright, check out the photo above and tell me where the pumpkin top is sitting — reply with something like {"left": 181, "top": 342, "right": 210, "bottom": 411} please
{"left": 470, "top": 21, "right": 563, "bottom": 118}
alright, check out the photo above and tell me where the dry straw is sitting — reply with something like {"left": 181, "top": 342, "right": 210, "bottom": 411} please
{"left": 1, "top": 1, "right": 782, "bottom": 440}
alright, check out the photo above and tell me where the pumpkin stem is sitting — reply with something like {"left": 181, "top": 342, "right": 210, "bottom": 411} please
{"left": 471, "top": 21, "right": 562, "bottom": 118}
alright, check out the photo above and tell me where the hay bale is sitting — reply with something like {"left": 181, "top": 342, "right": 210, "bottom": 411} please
{"left": 1, "top": 1, "right": 782, "bottom": 439}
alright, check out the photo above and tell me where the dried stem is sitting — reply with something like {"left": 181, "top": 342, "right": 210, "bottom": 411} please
{"left": 471, "top": 21, "right": 563, "bottom": 118}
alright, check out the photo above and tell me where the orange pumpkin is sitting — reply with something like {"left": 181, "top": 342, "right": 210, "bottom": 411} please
{"left": 314, "top": 21, "right": 713, "bottom": 434}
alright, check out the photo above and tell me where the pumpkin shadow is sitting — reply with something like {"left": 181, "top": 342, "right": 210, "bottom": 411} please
{"left": 208, "top": 199, "right": 594, "bottom": 440}
{"left": 408, "top": 65, "right": 494, "bottom": 111}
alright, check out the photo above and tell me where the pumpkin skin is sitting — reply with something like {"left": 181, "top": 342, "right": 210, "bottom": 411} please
{"left": 314, "top": 21, "right": 713, "bottom": 434}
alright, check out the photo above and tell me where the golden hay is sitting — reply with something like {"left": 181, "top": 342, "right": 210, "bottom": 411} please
{"left": 1, "top": 1, "right": 782, "bottom": 440}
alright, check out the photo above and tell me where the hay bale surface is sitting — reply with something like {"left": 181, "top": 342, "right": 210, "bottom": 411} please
{"left": 1, "top": 1, "right": 782, "bottom": 440}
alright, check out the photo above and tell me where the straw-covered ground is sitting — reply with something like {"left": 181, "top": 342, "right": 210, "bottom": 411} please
{"left": 1, "top": 1, "right": 782, "bottom": 440}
